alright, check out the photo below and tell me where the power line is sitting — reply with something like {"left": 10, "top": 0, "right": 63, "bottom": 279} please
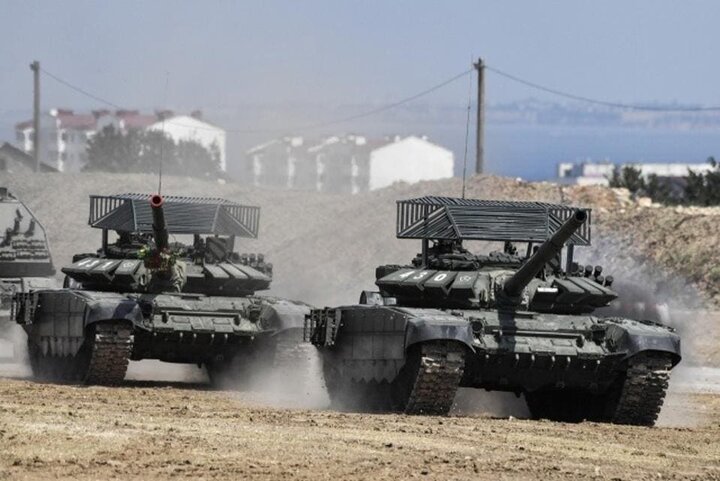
{"left": 39, "top": 62, "right": 720, "bottom": 135}
{"left": 485, "top": 65, "right": 720, "bottom": 112}
{"left": 39, "top": 67, "right": 472, "bottom": 134}
{"left": 287, "top": 69, "right": 473, "bottom": 132}
{"left": 41, "top": 68, "right": 123, "bottom": 110}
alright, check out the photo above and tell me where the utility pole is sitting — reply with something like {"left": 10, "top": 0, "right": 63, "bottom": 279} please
{"left": 30, "top": 60, "right": 40, "bottom": 172}
{"left": 474, "top": 57, "right": 485, "bottom": 175}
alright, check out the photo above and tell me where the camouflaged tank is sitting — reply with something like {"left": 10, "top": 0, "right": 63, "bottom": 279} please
{"left": 12, "top": 193, "right": 310, "bottom": 385}
{"left": 306, "top": 197, "right": 681, "bottom": 426}
{"left": 0, "top": 188, "right": 57, "bottom": 360}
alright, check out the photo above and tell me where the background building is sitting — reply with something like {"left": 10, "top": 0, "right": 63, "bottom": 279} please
{"left": 245, "top": 134, "right": 453, "bottom": 194}
{"left": 0, "top": 142, "right": 57, "bottom": 173}
{"left": 15, "top": 109, "right": 97, "bottom": 172}
{"left": 368, "top": 136, "right": 453, "bottom": 191}
{"left": 14, "top": 109, "right": 226, "bottom": 173}
{"left": 557, "top": 160, "right": 714, "bottom": 186}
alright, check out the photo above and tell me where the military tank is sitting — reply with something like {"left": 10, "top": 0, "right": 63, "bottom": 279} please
{"left": 0, "top": 187, "right": 57, "bottom": 360}
{"left": 12, "top": 193, "right": 310, "bottom": 385}
{"left": 306, "top": 197, "right": 681, "bottom": 426}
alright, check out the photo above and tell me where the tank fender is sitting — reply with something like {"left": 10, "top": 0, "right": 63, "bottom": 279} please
{"left": 604, "top": 318, "right": 682, "bottom": 365}
{"left": 83, "top": 296, "right": 144, "bottom": 326}
{"left": 402, "top": 309, "right": 476, "bottom": 353}
{"left": 22, "top": 290, "right": 142, "bottom": 358}
{"left": 259, "top": 298, "right": 312, "bottom": 332}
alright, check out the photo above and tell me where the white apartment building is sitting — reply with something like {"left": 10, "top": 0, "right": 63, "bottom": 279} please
{"left": 368, "top": 136, "right": 454, "bottom": 191}
{"left": 246, "top": 134, "right": 454, "bottom": 194}
{"left": 15, "top": 109, "right": 226, "bottom": 173}
{"left": 15, "top": 109, "right": 96, "bottom": 172}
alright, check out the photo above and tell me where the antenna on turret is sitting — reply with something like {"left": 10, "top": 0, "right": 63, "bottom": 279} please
{"left": 461, "top": 58, "right": 474, "bottom": 199}
{"left": 157, "top": 72, "right": 170, "bottom": 196}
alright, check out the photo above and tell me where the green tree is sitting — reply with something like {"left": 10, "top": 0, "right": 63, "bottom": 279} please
{"left": 175, "top": 139, "right": 220, "bottom": 176}
{"left": 645, "top": 174, "right": 674, "bottom": 204}
{"left": 139, "top": 130, "right": 178, "bottom": 174}
{"left": 85, "top": 125, "right": 142, "bottom": 172}
{"left": 684, "top": 157, "right": 720, "bottom": 206}
{"left": 609, "top": 165, "right": 645, "bottom": 194}
{"left": 85, "top": 126, "right": 220, "bottom": 176}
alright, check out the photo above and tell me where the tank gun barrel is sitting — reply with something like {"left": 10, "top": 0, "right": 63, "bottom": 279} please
{"left": 150, "top": 194, "right": 169, "bottom": 251}
{"left": 503, "top": 210, "right": 587, "bottom": 298}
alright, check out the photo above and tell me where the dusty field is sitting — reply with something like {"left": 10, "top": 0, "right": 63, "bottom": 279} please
{"left": 0, "top": 371, "right": 719, "bottom": 481}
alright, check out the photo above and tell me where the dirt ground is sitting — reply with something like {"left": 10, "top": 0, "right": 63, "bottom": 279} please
{"left": 0, "top": 367, "right": 719, "bottom": 481}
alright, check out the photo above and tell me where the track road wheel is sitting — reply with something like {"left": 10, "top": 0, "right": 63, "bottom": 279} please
{"left": 525, "top": 352, "right": 673, "bottom": 427}
{"left": 607, "top": 352, "right": 672, "bottom": 426}
{"left": 392, "top": 341, "right": 466, "bottom": 415}
{"left": 82, "top": 321, "right": 133, "bottom": 385}
{"left": 27, "top": 320, "right": 133, "bottom": 386}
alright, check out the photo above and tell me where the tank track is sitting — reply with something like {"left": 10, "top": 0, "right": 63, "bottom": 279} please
{"left": 322, "top": 342, "right": 465, "bottom": 415}
{"left": 27, "top": 321, "right": 133, "bottom": 385}
{"left": 84, "top": 321, "right": 133, "bottom": 385}
{"left": 524, "top": 352, "right": 673, "bottom": 426}
{"left": 611, "top": 352, "right": 672, "bottom": 426}
{"left": 402, "top": 342, "right": 465, "bottom": 415}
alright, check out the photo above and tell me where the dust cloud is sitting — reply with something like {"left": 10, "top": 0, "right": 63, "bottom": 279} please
{"left": 209, "top": 344, "right": 330, "bottom": 411}
{"left": 125, "top": 344, "right": 329, "bottom": 410}
{"left": 242, "top": 345, "right": 329, "bottom": 410}
{"left": 0, "top": 323, "right": 31, "bottom": 378}
{"left": 125, "top": 360, "right": 207, "bottom": 384}
{"left": 580, "top": 234, "right": 720, "bottom": 427}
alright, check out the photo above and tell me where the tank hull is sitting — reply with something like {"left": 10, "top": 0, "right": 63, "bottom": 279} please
{"left": 14, "top": 289, "right": 310, "bottom": 383}
{"left": 307, "top": 305, "right": 680, "bottom": 424}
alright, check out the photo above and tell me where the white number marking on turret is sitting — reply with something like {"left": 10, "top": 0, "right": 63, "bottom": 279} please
{"left": 458, "top": 275, "right": 473, "bottom": 282}
{"left": 77, "top": 258, "right": 101, "bottom": 268}
{"left": 98, "top": 261, "right": 116, "bottom": 270}
{"left": 433, "top": 273, "right": 448, "bottom": 282}
{"left": 412, "top": 271, "right": 429, "bottom": 280}
{"left": 120, "top": 261, "right": 136, "bottom": 270}
{"left": 397, "top": 270, "right": 416, "bottom": 279}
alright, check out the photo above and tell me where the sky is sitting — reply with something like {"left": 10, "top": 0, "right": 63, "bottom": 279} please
{"left": 2, "top": 0, "right": 720, "bottom": 114}
{"left": 2, "top": 1, "right": 720, "bottom": 179}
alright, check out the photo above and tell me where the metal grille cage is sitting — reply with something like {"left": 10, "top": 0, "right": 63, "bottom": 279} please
{"left": 396, "top": 196, "right": 591, "bottom": 245}
{"left": 88, "top": 193, "right": 260, "bottom": 238}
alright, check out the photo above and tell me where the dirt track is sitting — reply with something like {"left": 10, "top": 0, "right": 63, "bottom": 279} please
{"left": 0, "top": 370, "right": 719, "bottom": 481}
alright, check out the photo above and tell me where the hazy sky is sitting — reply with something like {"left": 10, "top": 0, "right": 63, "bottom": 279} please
{"left": 2, "top": 0, "right": 720, "bottom": 116}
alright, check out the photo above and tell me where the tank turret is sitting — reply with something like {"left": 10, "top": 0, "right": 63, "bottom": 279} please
{"left": 375, "top": 201, "right": 607, "bottom": 313}
{"left": 502, "top": 209, "right": 587, "bottom": 298}
{"left": 62, "top": 193, "right": 271, "bottom": 295}
{"left": 0, "top": 188, "right": 55, "bottom": 278}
